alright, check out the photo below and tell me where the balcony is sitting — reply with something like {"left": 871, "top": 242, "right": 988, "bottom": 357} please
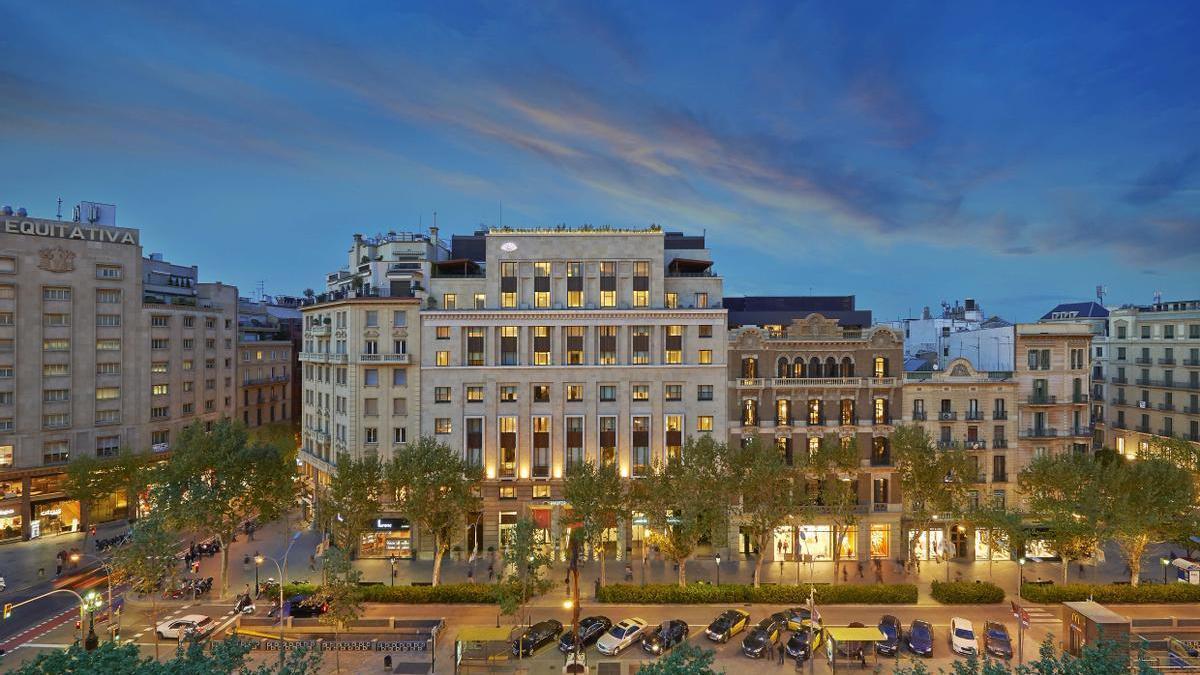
{"left": 1184, "top": 405, "right": 1200, "bottom": 414}
{"left": 734, "top": 377, "right": 887, "bottom": 388}
{"left": 912, "top": 411, "right": 927, "bottom": 421}
{"left": 1135, "top": 357, "right": 1153, "bottom": 365}
{"left": 965, "top": 411, "right": 985, "bottom": 421}
{"left": 1186, "top": 433, "right": 1200, "bottom": 442}
{"left": 973, "top": 473, "right": 988, "bottom": 484}
{"left": 1159, "top": 357, "right": 1176, "bottom": 365}
{"left": 1111, "top": 398, "right": 1127, "bottom": 406}
{"left": 356, "top": 353, "right": 410, "bottom": 364}
{"left": 1184, "top": 358, "right": 1200, "bottom": 367}
{"left": 937, "top": 440, "right": 957, "bottom": 449}
{"left": 1136, "top": 425, "right": 1151, "bottom": 433}
{"left": 1021, "top": 427, "right": 1058, "bottom": 438}
{"left": 873, "top": 417, "right": 894, "bottom": 426}
{"left": 1112, "top": 420, "right": 1128, "bottom": 430}
{"left": 1072, "top": 393, "right": 1089, "bottom": 403}
{"left": 993, "top": 439, "right": 1009, "bottom": 449}
{"left": 1110, "top": 376, "right": 1128, "bottom": 384}
{"left": 938, "top": 411, "right": 958, "bottom": 421}
{"left": 308, "top": 325, "right": 330, "bottom": 337}
{"left": 243, "top": 374, "right": 290, "bottom": 386}
{"left": 1158, "top": 403, "right": 1175, "bottom": 411}
{"left": 964, "top": 440, "right": 988, "bottom": 450}
{"left": 992, "top": 473, "right": 1008, "bottom": 483}
{"left": 1068, "top": 426, "right": 1092, "bottom": 437}
{"left": 1136, "top": 378, "right": 1153, "bottom": 386}
{"left": 1026, "top": 394, "right": 1057, "bottom": 405}
{"left": 1157, "top": 429, "right": 1175, "bottom": 437}
{"left": 993, "top": 410, "right": 1008, "bottom": 420}
{"left": 869, "top": 453, "right": 892, "bottom": 467}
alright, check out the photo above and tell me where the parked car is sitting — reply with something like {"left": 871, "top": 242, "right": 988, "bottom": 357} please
{"left": 705, "top": 609, "right": 750, "bottom": 643}
{"left": 596, "top": 618, "right": 647, "bottom": 656}
{"left": 286, "top": 594, "right": 328, "bottom": 618}
{"left": 512, "top": 619, "right": 564, "bottom": 657}
{"left": 155, "top": 614, "right": 213, "bottom": 641}
{"left": 983, "top": 621, "right": 1013, "bottom": 660}
{"left": 838, "top": 621, "right": 868, "bottom": 658}
{"left": 558, "top": 616, "right": 612, "bottom": 653}
{"left": 907, "top": 619, "right": 934, "bottom": 657}
{"left": 783, "top": 606, "right": 821, "bottom": 632}
{"left": 786, "top": 626, "right": 823, "bottom": 661}
{"left": 741, "top": 613, "right": 786, "bottom": 658}
{"left": 641, "top": 619, "right": 689, "bottom": 656}
{"left": 876, "top": 615, "right": 901, "bottom": 656}
{"left": 950, "top": 617, "right": 977, "bottom": 656}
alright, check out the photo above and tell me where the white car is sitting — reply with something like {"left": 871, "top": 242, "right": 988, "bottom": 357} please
{"left": 156, "top": 614, "right": 213, "bottom": 641}
{"left": 595, "top": 617, "right": 647, "bottom": 656}
{"left": 950, "top": 617, "right": 977, "bottom": 656}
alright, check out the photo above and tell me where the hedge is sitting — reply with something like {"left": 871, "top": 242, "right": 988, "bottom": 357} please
{"left": 595, "top": 583, "right": 917, "bottom": 605}
{"left": 357, "top": 583, "right": 500, "bottom": 604}
{"left": 1020, "top": 583, "right": 1200, "bottom": 604}
{"left": 930, "top": 581, "right": 1006, "bottom": 604}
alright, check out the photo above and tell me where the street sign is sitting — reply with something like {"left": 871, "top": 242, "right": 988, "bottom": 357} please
{"left": 1019, "top": 609, "right": 1030, "bottom": 628}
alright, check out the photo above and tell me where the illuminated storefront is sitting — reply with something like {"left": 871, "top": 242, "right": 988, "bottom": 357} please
{"left": 31, "top": 499, "right": 80, "bottom": 538}
{"left": 973, "top": 529, "right": 1011, "bottom": 561}
{"left": 358, "top": 517, "right": 413, "bottom": 559}
{"left": 0, "top": 505, "right": 21, "bottom": 542}
{"left": 911, "top": 528, "right": 946, "bottom": 561}
{"left": 770, "top": 525, "right": 859, "bottom": 561}
{"left": 869, "top": 524, "right": 890, "bottom": 558}
{"left": 88, "top": 489, "right": 129, "bottom": 524}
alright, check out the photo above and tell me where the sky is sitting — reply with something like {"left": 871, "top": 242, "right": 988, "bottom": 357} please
{"left": 1, "top": 1, "right": 1197, "bottom": 322}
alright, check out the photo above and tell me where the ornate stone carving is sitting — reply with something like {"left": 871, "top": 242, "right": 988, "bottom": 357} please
{"left": 786, "top": 313, "right": 843, "bottom": 339}
{"left": 37, "top": 246, "right": 75, "bottom": 273}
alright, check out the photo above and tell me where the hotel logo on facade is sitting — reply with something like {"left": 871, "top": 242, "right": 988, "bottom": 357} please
{"left": 4, "top": 218, "right": 139, "bottom": 246}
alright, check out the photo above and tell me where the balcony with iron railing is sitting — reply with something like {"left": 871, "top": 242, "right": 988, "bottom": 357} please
{"left": 993, "top": 438, "right": 1009, "bottom": 449}
{"left": 1186, "top": 433, "right": 1200, "bottom": 442}
{"left": 356, "top": 353, "right": 410, "bottom": 364}
{"left": 965, "top": 411, "right": 985, "bottom": 421}
{"left": 912, "top": 411, "right": 927, "bottom": 421}
{"left": 1072, "top": 393, "right": 1089, "bottom": 403}
{"left": 992, "top": 473, "right": 1008, "bottom": 483}
{"left": 1027, "top": 394, "right": 1057, "bottom": 405}
{"left": 1136, "top": 425, "right": 1151, "bottom": 433}
{"left": 1158, "top": 403, "right": 1175, "bottom": 411}
{"left": 1021, "top": 427, "right": 1059, "bottom": 438}
{"left": 734, "top": 377, "right": 898, "bottom": 388}
{"left": 938, "top": 411, "right": 957, "bottom": 421}
{"left": 1184, "top": 405, "right": 1200, "bottom": 414}
{"left": 1135, "top": 357, "right": 1153, "bottom": 365}
{"left": 1157, "top": 429, "right": 1176, "bottom": 437}
{"left": 1159, "top": 357, "right": 1176, "bottom": 365}
{"left": 1068, "top": 426, "right": 1092, "bottom": 437}
{"left": 993, "top": 410, "right": 1008, "bottom": 420}
{"left": 1184, "top": 358, "right": 1200, "bottom": 367}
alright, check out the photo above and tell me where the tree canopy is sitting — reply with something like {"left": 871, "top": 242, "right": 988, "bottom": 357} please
{"left": 561, "top": 459, "right": 625, "bottom": 586}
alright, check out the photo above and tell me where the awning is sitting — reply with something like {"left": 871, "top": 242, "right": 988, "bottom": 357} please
{"left": 824, "top": 626, "right": 886, "bottom": 643}
{"left": 532, "top": 508, "right": 551, "bottom": 530}
{"left": 1171, "top": 558, "right": 1200, "bottom": 571}
{"left": 456, "top": 626, "right": 513, "bottom": 642}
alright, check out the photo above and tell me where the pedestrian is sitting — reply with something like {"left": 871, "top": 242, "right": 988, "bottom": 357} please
{"left": 309, "top": 554, "right": 316, "bottom": 571}
{"left": 467, "top": 565, "right": 475, "bottom": 584}
{"left": 625, "top": 562, "right": 633, "bottom": 582}
{"left": 565, "top": 571, "right": 571, "bottom": 595}
{"left": 857, "top": 562, "right": 864, "bottom": 579}
{"left": 777, "top": 640, "right": 786, "bottom": 664}
{"left": 55, "top": 562, "right": 62, "bottom": 576}
{"left": 842, "top": 567, "right": 847, "bottom": 583}
{"left": 488, "top": 562, "right": 495, "bottom": 582}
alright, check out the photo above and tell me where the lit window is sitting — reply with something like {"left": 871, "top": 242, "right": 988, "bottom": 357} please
{"left": 533, "top": 326, "right": 551, "bottom": 365}
{"left": 632, "top": 384, "right": 649, "bottom": 401}
{"left": 466, "top": 386, "right": 485, "bottom": 402}
{"left": 664, "top": 292, "right": 677, "bottom": 309}
{"left": 599, "top": 262, "right": 616, "bottom": 308}
{"left": 566, "top": 262, "right": 583, "bottom": 308}
{"left": 697, "top": 415, "right": 713, "bottom": 432}
{"left": 533, "top": 262, "right": 551, "bottom": 308}
{"left": 443, "top": 293, "right": 457, "bottom": 310}
{"left": 698, "top": 349, "right": 712, "bottom": 364}
{"left": 435, "top": 351, "right": 449, "bottom": 366}
{"left": 435, "top": 418, "right": 452, "bottom": 434}
{"left": 152, "top": 384, "right": 169, "bottom": 396}
{"left": 566, "top": 384, "right": 584, "bottom": 402}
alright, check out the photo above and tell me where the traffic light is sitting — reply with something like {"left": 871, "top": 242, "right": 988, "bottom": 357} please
{"left": 3, "top": 603, "right": 12, "bottom": 619}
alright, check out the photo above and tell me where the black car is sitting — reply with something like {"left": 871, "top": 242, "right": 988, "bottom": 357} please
{"left": 983, "top": 621, "right": 1013, "bottom": 660}
{"left": 838, "top": 621, "right": 867, "bottom": 658}
{"left": 907, "top": 619, "right": 934, "bottom": 657}
{"left": 558, "top": 616, "right": 613, "bottom": 653}
{"left": 741, "top": 613, "right": 786, "bottom": 658}
{"left": 513, "top": 619, "right": 564, "bottom": 657}
{"left": 641, "top": 619, "right": 689, "bottom": 656}
{"left": 876, "top": 615, "right": 901, "bottom": 656}
{"left": 286, "top": 594, "right": 328, "bottom": 619}
{"left": 705, "top": 609, "right": 750, "bottom": 643}
{"left": 786, "top": 627, "right": 820, "bottom": 661}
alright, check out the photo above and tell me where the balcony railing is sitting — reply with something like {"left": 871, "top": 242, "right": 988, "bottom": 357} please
{"left": 308, "top": 325, "right": 330, "bottom": 337}
{"left": 1027, "top": 394, "right": 1056, "bottom": 405}
{"left": 1157, "top": 429, "right": 1174, "bottom": 437}
{"left": 1184, "top": 358, "right": 1200, "bottom": 367}
{"left": 1136, "top": 425, "right": 1151, "bottom": 433}
{"left": 1111, "top": 398, "right": 1127, "bottom": 406}
{"left": 1135, "top": 357, "right": 1153, "bottom": 365}
{"left": 1158, "top": 403, "right": 1175, "bottom": 411}
{"left": 1068, "top": 426, "right": 1092, "bottom": 437}
{"left": 243, "top": 374, "right": 290, "bottom": 386}
{"left": 938, "top": 411, "right": 957, "bottom": 421}
{"left": 356, "top": 353, "right": 410, "bottom": 364}
{"left": 734, "top": 376, "right": 896, "bottom": 388}
{"left": 1112, "top": 420, "right": 1128, "bottom": 429}
{"left": 1159, "top": 357, "right": 1176, "bottom": 365}
{"left": 1186, "top": 433, "right": 1200, "bottom": 442}
{"left": 993, "top": 410, "right": 1008, "bottom": 420}
{"left": 1110, "top": 376, "right": 1128, "bottom": 384}
{"left": 1021, "top": 427, "right": 1058, "bottom": 438}
{"left": 870, "top": 453, "right": 892, "bottom": 467}
{"left": 1072, "top": 393, "right": 1089, "bottom": 403}
{"left": 965, "top": 411, "right": 984, "bottom": 421}
{"left": 912, "top": 411, "right": 927, "bottom": 421}
{"left": 1184, "top": 405, "right": 1200, "bottom": 414}
{"left": 937, "top": 440, "right": 956, "bottom": 449}
{"left": 994, "top": 439, "right": 1009, "bottom": 449}
{"left": 992, "top": 473, "right": 1008, "bottom": 483}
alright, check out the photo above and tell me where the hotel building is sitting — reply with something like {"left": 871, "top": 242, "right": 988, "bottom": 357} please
{"left": 237, "top": 296, "right": 299, "bottom": 429}
{"left": 1015, "top": 322, "right": 1093, "bottom": 458}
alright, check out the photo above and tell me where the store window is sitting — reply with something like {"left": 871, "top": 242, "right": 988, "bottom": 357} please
{"left": 974, "top": 529, "right": 1010, "bottom": 561}
{"left": 358, "top": 518, "right": 412, "bottom": 559}
{"left": 869, "top": 524, "right": 890, "bottom": 558}
{"left": 31, "top": 499, "right": 81, "bottom": 538}
{"left": 0, "top": 505, "right": 21, "bottom": 542}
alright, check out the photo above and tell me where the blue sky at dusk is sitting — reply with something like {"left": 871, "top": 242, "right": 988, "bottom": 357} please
{"left": 2, "top": 1, "right": 1197, "bottom": 321}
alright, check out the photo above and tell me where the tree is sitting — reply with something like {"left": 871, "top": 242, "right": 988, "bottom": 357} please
{"left": 319, "top": 452, "right": 384, "bottom": 553}
{"left": 153, "top": 420, "right": 297, "bottom": 598}
{"left": 387, "top": 436, "right": 483, "bottom": 585}
{"left": 803, "top": 436, "right": 861, "bottom": 584}
{"left": 64, "top": 448, "right": 154, "bottom": 529}
{"left": 318, "top": 547, "right": 363, "bottom": 674}
{"left": 892, "top": 425, "right": 974, "bottom": 568}
{"left": 631, "top": 435, "right": 732, "bottom": 586}
{"left": 966, "top": 503, "right": 1030, "bottom": 582}
{"left": 636, "top": 642, "right": 720, "bottom": 674}
{"left": 1141, "top": 435, "right": 1200, "bottom": 475}
{"left": 7, "top": 635, "right": 323, "bottom": 674}
{"left": 728, "top": 437, "right": 802, "bottom": 587}
{"left": 109, "top": 513, "right": 179, "bottom": 660}
{"left": 1099, "top": 457, "right": 1197, "bottom": 585}
{"left": 1018, "top": 453, "right": 1106, "bottom": 584}
{"left": 561, "top": 460, "right": 624, "bottom": 587}
{"left": 496, "top": 517, "right": 553, "bottom": 630}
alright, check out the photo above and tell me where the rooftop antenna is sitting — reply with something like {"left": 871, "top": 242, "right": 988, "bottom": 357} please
{"left": 1095, "top": 285, "right": 1107, "bottom": 305}
{"left": 56, "top": 197, "right": 63, "bottom": 220}
{"left": 256, "top": 280, "right": 266, "bottom": 302}
{"left": 1154, "top": 290, "right": 1162, "bottom": 305}
{"left": 499, "top": 199, "right": 503, "bottom": 228}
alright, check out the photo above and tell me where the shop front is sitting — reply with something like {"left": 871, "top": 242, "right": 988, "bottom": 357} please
{"left": 88, "top": 489, "right": 129, "bottom": 525}
{"left": 974, "top": 528, "right": 1011, "bottom": 561}
{"left": 772, "top": 525, "right": 857, "bottom": 562}
{"left": 30, "top": 498, "right": 80, "bottom": 539}
{"left": 0, "top": 504, "right": 22, "bottom": 543}
{"left": 358, "top": 517, "right": 413, "bottom": 559}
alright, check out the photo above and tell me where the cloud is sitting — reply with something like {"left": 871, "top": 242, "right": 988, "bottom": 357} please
{"left": 1124, "top": 151, "right": 1200, "bottom": 205}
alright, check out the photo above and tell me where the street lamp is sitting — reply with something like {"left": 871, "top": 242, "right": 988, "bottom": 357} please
{"left": 255, "top": 554, "right": 287, "bottom": 670}
{"left": 1017, "top": 557, "right": 1026, "bottom": 601}
{"left": 83, "top": 590, "right": 102, "bottom": 651}
{"left": 1161, "top": 557, "right": 1171, "bottom": 584}
{"left": 70, "top": 552, "right": 118, "bottom": 641}
{"left": 389, "top": 556, "right": 397, "bottom": 587}
{"left": 714, "top": 553, "right": 721, "bottom": 586}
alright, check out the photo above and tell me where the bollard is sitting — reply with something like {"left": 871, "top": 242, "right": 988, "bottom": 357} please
{"left": 383, "top": 654, "right": 392, "bottom": 669}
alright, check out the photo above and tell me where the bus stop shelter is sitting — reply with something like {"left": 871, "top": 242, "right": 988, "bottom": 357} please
{"left": 823, "top": 626, "right": 886, "bottom": 670}
{"left": 454, "top": 625, "right": 514, "bottom": 674}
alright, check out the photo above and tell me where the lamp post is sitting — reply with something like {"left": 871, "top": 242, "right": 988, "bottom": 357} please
{"left": 389, "top": 556, "right": 397, "bottom": 587}
{"left": 255, "top": 554, "right": 287, "bottom": 670}
{"left": 70, "top": 552, "right": 117, "bottom": 641}
{"left": 1161, "top": 557, "right": 1171, "bottom": 584}
{"left": 714, "top": 553, "right": 721, "bottom": 586}
{"left": 254, "top": 550, "right": 261, "bottom": 596}
{"left": 1017, "top": 557, "right": 1026, "bottom": 601}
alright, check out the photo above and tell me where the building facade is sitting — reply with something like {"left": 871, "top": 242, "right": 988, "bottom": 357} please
{"left": 903, "top": 358, "right": 1019, "bottom": 560}
{"left": 1015, "top": 323, "right": 1093, "bottom": 459}
{"left": 1099, "top": 300, "right": 1200, "bottom": 456}
{"left": 416, "top": 228, "right": 726, "bottom": 560}
{"left": 237, "top": 296, "right": 300, "bottom": 429}
{"left": 727, "top": 313, "right": 905, "bottom": 563}
{"left": 0, "top": 207, "right": 236, "bottom": 541}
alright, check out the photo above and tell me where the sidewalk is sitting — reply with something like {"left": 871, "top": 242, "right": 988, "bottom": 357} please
{"left": 183, "top": 513, "right": 323, "bottom": 599}
{"left": 0, "top": 519, "right": 129, "bottom": 596}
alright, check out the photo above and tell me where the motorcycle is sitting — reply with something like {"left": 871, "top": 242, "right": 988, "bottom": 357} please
{"left": 234, "top": 593, "right": 256, "bottom": 615}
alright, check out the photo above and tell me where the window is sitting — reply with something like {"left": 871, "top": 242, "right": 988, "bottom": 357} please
{"left": 532, "top": 326, "right": 551, "bottom": 365}
{"left": 500, "top": 326, "right": 519, "bottom": 365}
{"left": 364, "top": 369, "right": 379, "bottom": 386}
{"left": 566, "top": 384, "right": 584, "bottom": 402}
{"left": 97, "top": 362, "right": 119, "bottom": 375}
{"left": 435, "top": 351, "right": 449, "bottom": 366}
{"left": 466, "top": 327, "right": 485, "bottom": 365}
{"left": 631, "top": 326, "right": 651, "bottom": 364}
{"left": 435, "top": 326, "right": 451, "bottom": 340}
{"left": 95, "top": 387, "right": 120, "bottom": 401}
{"left": 777, "top": 398, "right": 792, "bottom": 425}
{"left": 0, "top": 392, "right": 10, "bottom": 405}
{"left": 664, "top": 292, "right": 677, "bottom": 308}
{"left": 151, "top": 338, "right": 169, "bottom": 350}
{"left": 0, "top": 257, "right": 13, "bottom": 273}
{"left": 743, "top": 398, "right": 759, "bottom": 426}
{"left": 43, "top": 413, "right": 70, "bottom": 429}
{"left": 499, "top": 417, "right": 518, "bottom": 478}
{"left": 499, "top": 485, "right": 516, "bottom": 499}
{"left": 533, "top": 262, "right": 551, "bottom": 308}
{"left": 0, "top": 443, "right": 11, "bottom": 465}
{"left": 43, "top": 287, "right": 71, "bottom": 301}
{"left": 663, "top": 325, "right": 683, "bottom": 363}
{"left": 44, "top": 313, "right": 70, "bottom": 327}
{"left": 632, "top": 416, "right": 650, "bottom": 476}
{"left": 435, "top": 418, "right": 452, "bottom": 434}
{"left": 599, "top": 262, "right": 616, "bottom": 307}
{"left": 151, "top": 430, "right": 169, "bottom": 445}
{"left": 387, "top": 310, "right": 406, "bottom": 328}
{"left": 151, "top": 315, "right": 170, "bottom": 327}
{"left": 697, "top": 384, "right": 713, "bottom": 401}
{"left": 95, "top": 264, "right": 122, "bottom": 279}
{"left": 599, "top": 385, "right": 616, "bottom": 402}
{"left": 632, "top": 384, "right": 649, "bottom": 401}
{"left": 695, "top": 292, "right": 708, "bottom": 309}
{"left": 532, "top": 416, "right": 551, "bottom": 478}
{"left": 465, "top": 417, "right": 483, "bottom": 466}
{"left": 465, "top": 386, "right": 484, "bottom": 402}
{"left": 532, "top": 384, "right": 550, "bottom": 403}
{"left": 1141, "top": 325, "right": 1151, "bottom": 339}
{"left": 43, "top": 363, "right": 68, "bottom": 376}
{"left": 473, "top": 293, "right": 486, "bottom": 309}
{"left": 43, "top": 440, "right": 70, "bottom": 464}
{"left": 698, "top": 324, "right": 713, "bottom": 338}
{"left": 808, "top": 398, "right": 822, "bottom": 425}
{"left": 565, "top": 326, "right": 584, "bottom": 364}
{"left": 392, "top": 398, "right": 407, "bottom": 415}
{"left": 364, "top": 427, "right": 378, "bottom": 443}
{"left": 1027, "top": 349, "right": 1050, "bottom": 370}
{"left": 698, "top": 349, "right": 712, "bottom": 364}
{"left": 500, "top": 385, "right": 518, "bottom": 402}
{"left": 44, "top": 389, "right": 70, "bottom": 402}
{"left": 597, "top": 326, "right": 617, "bottom": 365}
{"left": 873, "top": 356, "right": 888, "bottom": 378}
{"left": 566, "top": 416, "right": 585, "bottom": 467}
{"left": 500, "top": 262, "right": 518, "bottom": 308}
{"left": 664, "top": 384, "right": 682, "bottom": 401}
{"left": 0, "top": 312, "right": 11, "bottom": 326}
{"left": 443, "top": 293, "right": 457, "bottom": 310}
{"left": 152, "top": 384, "right": 169, "bottom": 396}
{"left": 392, "top": 368, "right": 406, "bottom": 386}
{"left": 434, "top": 387, "right": 451, "bottom": 403}
{"left": 599, "top": 416, "right": 617, "bottom": 467}
{"left": 43, "top": 339, "right": 70, "bottom": 351}
{"left": 183, "top": 315, "right": 195, "bottom": 327}
{"left": 566, "top": 262, "right": 583, "bottom": 308}
{"left": 151, "top": 361, "right": 169, "bottom": 374}
{"left": 665, "top": 414, "right": 683, "bottom": 461}
{"left": 697, "top": 415, "right": 713, "bottom": 432}
{"left": 182, "top": 339, "right": 194, "bottom": 349}
{"left": 874, "top": 397, "right": 889, "bottom": 424}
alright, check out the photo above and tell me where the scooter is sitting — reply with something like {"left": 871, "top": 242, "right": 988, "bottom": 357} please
{"left": 234, "top": 593, "right": 256, "bottom": 614}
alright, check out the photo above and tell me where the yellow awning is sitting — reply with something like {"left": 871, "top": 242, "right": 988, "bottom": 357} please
{"left": 824, "top": 626, "right": 886, "bottom": 643}
{"left": 456, "top": 626, "right": 513, "bottom": 642}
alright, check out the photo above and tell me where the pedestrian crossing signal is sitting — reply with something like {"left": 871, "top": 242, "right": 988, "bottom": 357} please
{"left": 3, "top": 603, "right": 11, "bottom": 619}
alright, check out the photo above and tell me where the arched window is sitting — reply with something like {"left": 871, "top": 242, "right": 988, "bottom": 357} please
{"left": 841, "top": 357, "right": 854, "bottom": 377}
{"left": 873, "top": 356, "right": 888, "bottom": 378}
{"left": 793, "top": 357, "right": 806, "bottom": 377}
{"left": 809, "top": 357, "right": 821, "bottom": 378}
{"left": 742, "top": 357, "right": 758, "bottom": 379}
{"left": 872, "top": 437, "right": 891, "bottom": 465}
{"left": 742, "top": 398, "right": 758, "bottom": 426}
{"left": 777, "top": 357, "right": 790, "bottom": 378}
{"left": 825, "top": 357, "right": 838, "bottom": 378}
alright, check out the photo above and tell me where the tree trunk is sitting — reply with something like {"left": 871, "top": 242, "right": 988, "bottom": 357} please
{"left": 431, "top": 534, "right": 445, "bottom": 586}
{"left": 334, "top": 625, "right": 341, "bottom": 673}
{"left": 218, "top": 534, "right": 230, "bottom": 599}
{"left": 598, "top": 543, "right": 607, "bottom": 587}
{"left": 1062, "top": 556, "right": 1070, "bottom": 584}
{"left": 753, "top": 548, "right": 764, "bottom": 588}
{"left": 1125, "top": 539, "right": 1147, "bottom": 586}
{"left": 152, "top": 597, "right": 159, "bottom": 660}
{"left": 677, "top": 557, "right": 687, "bottom": 587}
{"left": 832, "top": 528, "right": 844, "bottom": 585}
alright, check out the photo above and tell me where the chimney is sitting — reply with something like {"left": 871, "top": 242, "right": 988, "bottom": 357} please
{"left": 430, "top": 225, "right": 439, "bottom": 243}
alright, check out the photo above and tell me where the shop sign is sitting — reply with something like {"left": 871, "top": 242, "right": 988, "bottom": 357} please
{"left": 373, "top": 518, "right": 410, "bottom": 531}
{"left": 38, "top": 508, "right": 62, "bottom": 517}
{"left": 0, "top": 508, "right": 15, "bottom": 517}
